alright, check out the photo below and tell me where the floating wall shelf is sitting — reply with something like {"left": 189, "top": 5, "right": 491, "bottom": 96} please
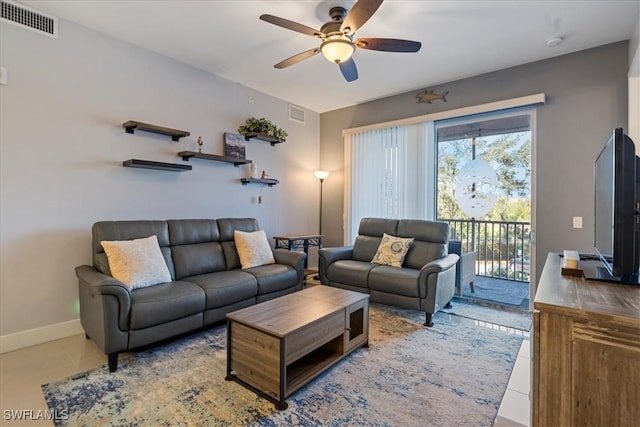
{"left": 241, "top": 178, "right": 279, "bottom": 186}
{"left": 243, "top": 132, "right": 283, "bottom": 146}
{"left": 123, "top": 159, "right": 192, "bottom": 172}
{"left": 123, "top": 121, "right": 190, "bottom": 141}
{"left": 177, "top": 151, "right": 252, "bottom": 167}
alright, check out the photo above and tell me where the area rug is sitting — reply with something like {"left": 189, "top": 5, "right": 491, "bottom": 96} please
{"left": 42, "top": 304, "right": 523, "bottom": 426}
{"left": 442, "top": 298, "right": 532, "bottom": 331}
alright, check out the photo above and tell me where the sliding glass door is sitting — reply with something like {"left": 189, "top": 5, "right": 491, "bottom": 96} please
{"left": 435, "top": 109, "right": 534, "bottom": 308}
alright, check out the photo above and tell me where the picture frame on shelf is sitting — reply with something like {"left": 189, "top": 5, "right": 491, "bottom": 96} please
{"left": 224, "top": 132, "right": 246, "bottom": 159}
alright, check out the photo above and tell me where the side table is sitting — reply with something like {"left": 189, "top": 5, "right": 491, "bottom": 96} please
{"left": 273, "top": 234, "right": 322, "bottom": 275}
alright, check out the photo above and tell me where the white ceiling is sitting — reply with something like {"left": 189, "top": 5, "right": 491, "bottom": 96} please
{"left": 20, "top": 0, "right": 640, "bottom": 113}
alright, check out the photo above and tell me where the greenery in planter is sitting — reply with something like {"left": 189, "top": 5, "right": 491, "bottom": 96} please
{"left": 238, "top": 117, "right": 288, "bottom": 142}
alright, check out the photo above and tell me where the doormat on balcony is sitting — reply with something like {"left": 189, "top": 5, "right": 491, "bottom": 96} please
{"left": 443, "top": 298, "right": 532, "bottom": 331}
{"left": 462, "top": 276, "right": 529, "bottom": 307}
{"left": 42, "top": 304, "right": 522, "bottom": 426}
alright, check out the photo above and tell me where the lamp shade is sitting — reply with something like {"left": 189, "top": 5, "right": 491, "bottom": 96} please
{"left": 314, "top": 170, "right": 330, "bottom": 180}
{"left": 320, "top": 39, "right": 355, "bottom": 63}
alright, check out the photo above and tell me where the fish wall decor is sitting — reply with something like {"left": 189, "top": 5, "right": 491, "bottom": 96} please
{"left": 416, "top": 89, "right": 449, "bottom": 104}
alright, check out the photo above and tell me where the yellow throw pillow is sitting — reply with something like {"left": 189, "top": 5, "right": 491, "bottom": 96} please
{"left": 234, "top": 229, "right": 276, "bottom": 269}
{"left": 371, "top": 233, "right": 415, "bottom": 267}
{"left": 100, "top": 235, "right": 171, "bottom": 289}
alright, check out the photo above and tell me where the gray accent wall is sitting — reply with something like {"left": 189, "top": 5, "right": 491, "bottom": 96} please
{"left": 320, "top": 41, "right": 630, "bottom": 285}
{"left": 0, "top": 19, "right": 320, "bottom": 337}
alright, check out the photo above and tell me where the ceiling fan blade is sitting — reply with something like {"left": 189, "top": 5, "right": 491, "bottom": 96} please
{"left": 356, "top": 38, "right": 422, "bottom": 52}
{"left": 340, "top": 0, "right": 384, "bottom": 34}
{"left": 339, "top": 58, "right": 358, "bottom": 82}
{"left": 260, "top": 14, "right": 324, "bottom": 38}
{"left": 274, "top": 48, "right": 320, "bottom": 69}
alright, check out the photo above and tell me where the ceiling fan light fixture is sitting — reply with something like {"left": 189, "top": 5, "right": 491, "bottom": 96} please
{"left": 321, "top": 38, "right": 355, "bottom": 63}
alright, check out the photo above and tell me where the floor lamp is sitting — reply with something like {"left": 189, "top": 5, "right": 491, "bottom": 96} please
{"left": 313, "top": 170, "right": 330, "bottom": 236}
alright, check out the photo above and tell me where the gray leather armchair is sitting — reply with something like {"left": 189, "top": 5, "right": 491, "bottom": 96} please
{"left": 319, "top": 218, "right": 459, "bottom": 327}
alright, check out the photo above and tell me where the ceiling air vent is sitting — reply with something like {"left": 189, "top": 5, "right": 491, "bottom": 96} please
{"left": 1, "top": 0, "right": 58, "bottom": 38}
{"left": 289, "top": 104, "right": 306, "bottom": 124}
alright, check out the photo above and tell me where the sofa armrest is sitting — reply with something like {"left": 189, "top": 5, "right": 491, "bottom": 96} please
{"left": 319, "top": 246, "right": 354, "bottom": 265}
{"left": 76, "top": 265, "right": 132, "bottom": 355}
{"left": 420, "top": 253, "right": 460, "bottom": 274}
{"left": 318, "top": 246, "right": 354, "bottom": 284}
{"left": 273, "top": 249, "right": 306, "bottom": 285}
{"left": 417, "top": 253, "right": 460, "bottom": 306}
{"left": 76, "top": 265, "right": 131, "bottom": 330}
{"left": 273, "top": 248, "right": 306, "bottom": 271}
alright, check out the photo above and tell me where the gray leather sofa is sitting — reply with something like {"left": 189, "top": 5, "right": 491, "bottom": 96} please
{"left": 318, "top": 218, "right": 459, "bottom": 327}
{"left": 76, "top": 218, "right": 306, "bottom": 372}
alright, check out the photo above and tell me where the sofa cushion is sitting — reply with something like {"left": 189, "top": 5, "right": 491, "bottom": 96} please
{"left": 129, "top": 281, "right": 206, "bottom": 330}
{"left": 234, "top": 230, "right": 275, "bottom": 269}
{"left": 217, "top": 218, "right": 260, "bottom": 241}
{"left": 100, "top": 235, "right": 172, "bottom": 289}
{"left": 171, "top": 242, "right": 227, "bottom": 280}
{"left": 372, "top": 233, "right": 414, "bottom": 267}
{"left": 352, "top": 218, "right": 399, "bottom": 262}
{"left": 326, "top": 260, "right": 376, "bottom": 289}
{"left": 358, "top": 217, "right": 399, "bottom": 236}
{"left": 93, "top": 220, "right": 173, "bottom": 278}
{"left": 244, "top": 264, "right": 298, "bottom": 294}
{"left": 352, "top": 236, "right": 383, "bottom": 262}
{"left": 218, "top": 218, "right": 260, "bottom": 269}
{"left": 184, "top": 270, "right": 258, "bottom": 309}
{"left": 398, "top": 220, "right": 449, "bottom": 270}
{"left": 368, "top": 265, "right": 422, "bottom": 298}
{"left": 167, "top": 219, "right": 220, "bottom": 245}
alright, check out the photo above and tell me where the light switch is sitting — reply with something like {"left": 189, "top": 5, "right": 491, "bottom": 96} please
{"left": 573, "top": 216, "right": 583, "bottom": 229}
{"left": 0, "top": 66, "right": 7, "bottom": 85}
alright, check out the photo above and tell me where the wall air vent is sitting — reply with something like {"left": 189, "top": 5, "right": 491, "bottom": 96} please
{"left": 1, "top": 0, "right": 58, "bottom": 38}
{"left": 289, "top": 104, "right": 306, "bottom": 124}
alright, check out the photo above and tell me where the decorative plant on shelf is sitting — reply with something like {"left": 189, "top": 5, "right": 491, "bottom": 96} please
{"left": 238, "top": 117, "right": 288, "bottom": 142}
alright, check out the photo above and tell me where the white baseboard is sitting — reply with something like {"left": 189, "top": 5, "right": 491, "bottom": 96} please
{"left": 0, "top": 319, "right": 83, "bottom": 354}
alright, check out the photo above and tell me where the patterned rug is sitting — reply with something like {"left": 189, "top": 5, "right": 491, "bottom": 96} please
{"left": 42, "top": 304, "right": 523, "bottom": 426}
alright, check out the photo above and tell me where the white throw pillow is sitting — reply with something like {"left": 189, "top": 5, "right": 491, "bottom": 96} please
{"left": 371, "top": 233, "right": 415, "bottom": 268}
{"left": 100, "top": 235, "right": 171, "bottom": 289}
{"left": 234, "top": 229, "right": 275, "bottom": 269}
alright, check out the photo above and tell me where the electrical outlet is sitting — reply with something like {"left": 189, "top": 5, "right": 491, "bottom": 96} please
{"left": 573, "top": 216, "right": 583, "bottom": 229}
{"left": 0, "top": 66, "right": 7, "bottom": 85}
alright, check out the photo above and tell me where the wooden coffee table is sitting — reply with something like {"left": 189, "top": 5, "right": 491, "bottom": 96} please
{"left": 225, "top": 286, "right": 369, "bottom": 409}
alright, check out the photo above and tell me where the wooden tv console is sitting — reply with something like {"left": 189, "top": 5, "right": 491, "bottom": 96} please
{"left": 225, "top": 286, "right": 369, "bottom": 409}
{"left": 533, "top": 253, "right": 640, "bottom": 426}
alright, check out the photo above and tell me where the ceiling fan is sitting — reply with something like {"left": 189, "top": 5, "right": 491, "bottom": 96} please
{"left": 260, "top": 0, "right": 421, "bottom": 82}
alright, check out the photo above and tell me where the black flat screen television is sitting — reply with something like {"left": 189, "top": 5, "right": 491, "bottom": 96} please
{"left": 586, "top": 128, "right": 640, "bottom": 285}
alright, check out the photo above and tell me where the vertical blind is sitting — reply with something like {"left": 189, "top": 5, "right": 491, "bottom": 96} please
{"left": 344, "top": 122, "right": 435, "bottom": 244}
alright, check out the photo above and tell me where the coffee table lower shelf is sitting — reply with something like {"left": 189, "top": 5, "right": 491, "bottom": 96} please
{"left": 225, "top": 286, "right": 369, "bottom": 410}
{"left": 225, "top": 333, "right": 345, "bottom": 410}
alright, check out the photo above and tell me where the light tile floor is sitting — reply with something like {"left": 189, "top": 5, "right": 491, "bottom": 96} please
{"left": 0, "top": 320, "right": 530, "bottom": 426}
{"left": 494, "top": 338, "right": 531, "bottom": 427}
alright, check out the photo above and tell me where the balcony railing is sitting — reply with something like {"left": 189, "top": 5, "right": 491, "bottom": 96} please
{"left": 440, "top": 218, "right": 531, "bottom": 282}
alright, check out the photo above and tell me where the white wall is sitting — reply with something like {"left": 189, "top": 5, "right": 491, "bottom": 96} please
{"left": 0, "top": 19, "right": 320, "bottom": 346}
